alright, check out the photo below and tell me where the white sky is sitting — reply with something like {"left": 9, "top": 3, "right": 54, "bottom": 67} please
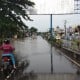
{"left": 21, "top": 0, "right": 79, "bottom": 32}
{"left": 22, "top": 14, "right": 80, "bottom": 32}
{"left": 31, "top": 0, "right": 74, "bottom": 14}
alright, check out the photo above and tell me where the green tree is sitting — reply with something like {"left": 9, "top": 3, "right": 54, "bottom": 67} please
{"left": 77, "top": 25, "right": 80, "bottom": 34}
{"left": 29, "top": 27, "right": 38, "bottom": 35}
{"left": 0, "top": 0, "right": 35, "bottom": 38}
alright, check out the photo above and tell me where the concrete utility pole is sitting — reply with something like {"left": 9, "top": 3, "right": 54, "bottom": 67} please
{"left": 64, "top": 20, "right": 67, "bottom": 38}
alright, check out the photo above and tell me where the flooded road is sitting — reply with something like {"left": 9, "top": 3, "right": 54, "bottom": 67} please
{"left": 14, "top": 36, "right": 78, "bottom": 74}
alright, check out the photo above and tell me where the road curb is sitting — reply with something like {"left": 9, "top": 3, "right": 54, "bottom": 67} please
{"left": 61, "top": 51, "right": 80, "bottom": 68}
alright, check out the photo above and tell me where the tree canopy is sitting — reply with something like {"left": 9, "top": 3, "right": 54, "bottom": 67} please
{"left": 30, "top": 27, "right": 38, "bottom": 33}
{"left": 0, "top": 0, "right": 35, "bottom": 38}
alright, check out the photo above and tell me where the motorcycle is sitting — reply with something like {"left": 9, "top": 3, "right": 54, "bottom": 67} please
{"left": 1, "top": 56, "right": 14, "bottom": 79}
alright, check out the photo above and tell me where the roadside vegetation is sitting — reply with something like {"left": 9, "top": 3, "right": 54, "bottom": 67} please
{"left": 0, "top": 0, "right": 38, "bottom": 79}
{"left": 41, "top": 25, "right": 80, "bottom": 50}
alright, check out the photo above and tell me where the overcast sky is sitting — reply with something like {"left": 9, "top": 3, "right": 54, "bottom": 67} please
{"left": 22, "top": 14, "right": 80, "bottom": 32}
{"left": 31, "top": 0, "right": 74, "bottom": 14}
{"left": 21, "top": 0, "right": 80, "bottom": 32}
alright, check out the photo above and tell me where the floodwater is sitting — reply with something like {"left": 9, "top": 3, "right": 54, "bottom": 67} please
{"left": 14, "top": 36, "right": 79, "bottom": 74}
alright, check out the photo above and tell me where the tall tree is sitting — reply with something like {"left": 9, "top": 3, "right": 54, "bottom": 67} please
{"left": 0, "top": 0, "right": 35, "bottom": 37}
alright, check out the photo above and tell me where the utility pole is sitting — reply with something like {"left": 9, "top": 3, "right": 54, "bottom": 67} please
{"left": 50, "top": 14, "right": 53, "bottom": 74}
{"left": 64, "top": 20, "right": 67, "bottom": 38}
